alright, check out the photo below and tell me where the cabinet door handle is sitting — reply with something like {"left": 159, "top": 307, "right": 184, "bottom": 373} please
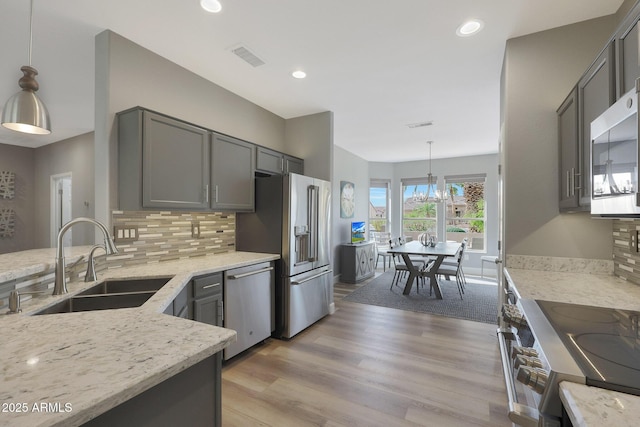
{"left": 570, "top": 168, "right": 577, "bottom": 196}
{"left": 227, "top": 266, "right": 274, "bottom": 280}
{"left": 202, "top": 282, "right": 221, "bottom": 289}
{"left": 573, "top": 169, "right": 581, "bottom": 191}
{"left": 214, "top": 185, "right": 219, "bottom": 203}
{"left": 566, "top": 170, "right": 570, "bottom": 198}
{"left": 204, "top": 184, "right": 209, "bottom": 203}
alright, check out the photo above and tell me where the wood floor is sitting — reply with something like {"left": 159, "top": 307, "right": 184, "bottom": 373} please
{"left": 221, "top": 273, "right": 511, "bottom": 426}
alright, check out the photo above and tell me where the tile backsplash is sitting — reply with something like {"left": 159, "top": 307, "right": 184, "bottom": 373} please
{"left": 110, "top": 210, "right": 236, "bottom": 267}
{"left": 613, "top": 219, "right": 640, "bottom": 284}
{"left": 0, "top": 210, "right": 236, "bottom": 311}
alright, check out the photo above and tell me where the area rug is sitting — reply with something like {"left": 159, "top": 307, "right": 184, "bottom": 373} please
{"left": 342, "top": 270, "right": 498, "bottom": 324}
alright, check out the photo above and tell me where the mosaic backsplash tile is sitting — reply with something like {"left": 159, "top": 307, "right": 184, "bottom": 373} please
{"left": 110, "top": 210, "right": 236, "bottom": 267}
{"left": 613, "top": 219, "right": 640, "bottom": 285}
{"left": 0, "top": 210, "right": 236, "bottom": 311}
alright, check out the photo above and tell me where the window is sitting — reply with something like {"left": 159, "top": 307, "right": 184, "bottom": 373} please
{"left": 369, "top": 179, "right": 390, "bottom": 232}
{"left": 444, "top": 175, "right": 486, "bottom": 251}
{"left": 401, "top": 178, "right": 437, "bottom": 241}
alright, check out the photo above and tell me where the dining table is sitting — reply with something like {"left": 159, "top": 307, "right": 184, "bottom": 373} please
{"left": 387, "top": 240, "right": 462, "bottom": 298}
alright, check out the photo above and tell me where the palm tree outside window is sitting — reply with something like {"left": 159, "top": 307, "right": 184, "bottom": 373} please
{"left": 444, "top": 174, "right": 486, "bottom": 251}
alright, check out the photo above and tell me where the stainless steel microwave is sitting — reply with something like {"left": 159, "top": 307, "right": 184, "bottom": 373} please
{"left": 590, "top": 87, "right": 640, "bottom": 216}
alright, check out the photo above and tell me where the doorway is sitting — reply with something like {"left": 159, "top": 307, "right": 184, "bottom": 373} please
{"left": 51, "top": 173, "right": 72, "bottom": 247}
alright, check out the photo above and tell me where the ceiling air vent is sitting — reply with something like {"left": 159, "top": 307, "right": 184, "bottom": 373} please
{"left": 230, "top": 45, "right": 265, "bottom": 67}
{"left": 406, "top": 121, "right": 433, "bottom": 129}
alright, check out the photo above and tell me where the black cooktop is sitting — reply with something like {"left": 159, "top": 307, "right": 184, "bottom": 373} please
{"left": 537, "top": 300, "right": 640, "bottom": 396}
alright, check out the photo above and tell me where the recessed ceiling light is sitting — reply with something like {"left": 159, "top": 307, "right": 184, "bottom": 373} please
{"left": 292, "top": 70, "right": 307, "bottom": 79}
{"left": 201, "top": 0, "right": 222, "bottom": 13}
{"left": 457, "top": 19, "right": 484, "bottom": 37}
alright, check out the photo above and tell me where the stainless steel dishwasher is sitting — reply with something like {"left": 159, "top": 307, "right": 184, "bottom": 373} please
{"left": 223, "top": 261, "right": 274, "bottom": 360}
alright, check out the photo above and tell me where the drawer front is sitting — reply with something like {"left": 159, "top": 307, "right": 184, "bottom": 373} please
{"left": 193, "top": 272, "right": 223, "bottom": 298}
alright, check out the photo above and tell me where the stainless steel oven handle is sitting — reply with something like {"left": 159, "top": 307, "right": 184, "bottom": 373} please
{"left": 291, "top": 269, "right": 333, "bottom": 285}
{"left": 497, "top": 328, "right": 539, "bottom": 427}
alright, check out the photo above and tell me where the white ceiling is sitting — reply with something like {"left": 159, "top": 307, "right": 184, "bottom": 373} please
{"left": 0, "top": 0, "right": 625, "bottom": 162}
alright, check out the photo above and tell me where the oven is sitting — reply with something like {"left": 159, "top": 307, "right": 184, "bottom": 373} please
{"left": 590, "top": 85, "right": 640, "bottom": 216}
{"left": 497, "top": 292, "right": 640, "bottom": 426}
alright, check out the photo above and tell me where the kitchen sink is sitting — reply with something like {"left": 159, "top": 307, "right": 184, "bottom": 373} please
{"left": 34, "top": 292, "right": 155, "bottom": 315}
{"left": 77, "top": 277, "right": 173, "bottom": 296}
{"left": 33, "top": 277, "right": 173, "bottom": 315}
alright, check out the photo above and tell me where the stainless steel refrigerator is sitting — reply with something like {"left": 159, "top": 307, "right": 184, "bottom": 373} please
{"left": 236, "top": 173, "right": 332, "bottom": 339}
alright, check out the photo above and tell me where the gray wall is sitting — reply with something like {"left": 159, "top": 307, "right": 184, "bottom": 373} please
{"left": 369, "top": 153, "right": 499, "bottom": 272}
{"left": 285, "top": 111, "right": 333, "bottom": 182}
{"left": 332, "top": 146, "right": 371, "bottom": 279}
{"left": 0, "top": 144, "right": 35, "bottom": 253}
{"left": 501, "top": 16, "right": 616, "bottom": 260}
{"left": 33, "top": 132, "right": 95, "bottom": 248}
{"left": 0, "top": 133, "right": 95, "bottom": 253}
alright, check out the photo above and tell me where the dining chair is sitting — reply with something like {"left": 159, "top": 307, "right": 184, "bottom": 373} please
{"left": 389, "top": 239, "right": 410, "bottom": 290}
{"left": 373, "top": 231, "right": 392, "bottom": 271}
{"left": 440, "top": 238, "right": 467, "bottom": 287}
{"left": 396, "top": 237, "right": 428, "bottom": 269}
{"left": 435, "top": 241, "right": 466, "bottom": 299}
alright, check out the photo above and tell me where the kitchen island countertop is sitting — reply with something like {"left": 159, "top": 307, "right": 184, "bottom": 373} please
{"left": 0, "top": 250, "right": 279, "bottom": 427}
{"left": 505, "top": 267, "right": 640, "bottom": 427}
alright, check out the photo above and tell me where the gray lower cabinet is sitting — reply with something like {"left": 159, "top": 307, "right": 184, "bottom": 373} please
{"left": 192, "top": 272, "right": 223, "bottom": 327}
{"left": 163, "top": 285, "right": 189, "bottom": 318}
{"left": 341, "top": 242, "right": 376, "bottom": 284}
{"left": 256, "top": 146, "right": 304, "bottom": 175}
{"left": 84, "top": 355, "right": 220, "bottom": 427}
{"left": 118, "top": 108, "right": 210, "bottom": 211}
{"left": 211, "top": 133, "right": 255, "bottom": 211}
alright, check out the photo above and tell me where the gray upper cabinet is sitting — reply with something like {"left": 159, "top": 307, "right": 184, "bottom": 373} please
{"left": 558, "top": 87, "right": 580, "bottom": 211}
{"left": 577, "top": 42, "right": 615, "bottom": 207}
{"left": 284, "top": 155, "right": 304, "bottom": 175}
{"left": 118, "top": 109, "right": 210, "bottom": 211}
{"left": 211, "top": 134, "right": 255, "bottom": 211}
{"left": 616, "top": 4, "right": 640, "bottom": 97}
{"left": 256, "top": 146, "right": 304, "bottom": 175}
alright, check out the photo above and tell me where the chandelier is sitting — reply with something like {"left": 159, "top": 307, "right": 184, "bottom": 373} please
{"left": 414, "top": 141, "right": 446, "bottom": 203}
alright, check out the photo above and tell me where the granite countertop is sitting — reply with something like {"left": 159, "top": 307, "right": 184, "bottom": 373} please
{"left": 560, "top": 382, "right": 640, "bottom": 427}
{"left": 504, "top": 266, "right": 640, "bottom": 427}
{"left": 0, "top": 250, "right": 279, "bottom": 427}
{"left": 504, "top": 268, "right": 640, "bottom": 311}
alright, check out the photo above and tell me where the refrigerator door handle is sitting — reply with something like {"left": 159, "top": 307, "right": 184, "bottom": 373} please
{"left": 307, "top": 185, "right": 319, "bottom": 262}
{"left": 291, "top": 269, "right": 333, "bottom": 285}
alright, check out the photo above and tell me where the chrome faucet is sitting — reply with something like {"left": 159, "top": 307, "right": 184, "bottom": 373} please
{"left": 54, "top": 217, "right": 118, "bottom": 295}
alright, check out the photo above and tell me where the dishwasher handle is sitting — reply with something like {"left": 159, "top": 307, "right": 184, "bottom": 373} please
{"left": 291, "top": 269, "right": 333, "bottom": 285}
{"left": 227, "top": 266, "right": 274, "bottom": 280}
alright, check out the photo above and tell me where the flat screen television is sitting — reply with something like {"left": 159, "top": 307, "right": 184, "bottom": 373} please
{"left": 351, "top": 221, "right": 366, "bottom": 244}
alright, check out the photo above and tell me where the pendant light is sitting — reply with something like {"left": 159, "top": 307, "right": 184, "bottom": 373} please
{"left": 1, "top": 0, "right": 51, "bottom": 135}
{"left": 425, "top": 141, "right": 446, "bottom": 203}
